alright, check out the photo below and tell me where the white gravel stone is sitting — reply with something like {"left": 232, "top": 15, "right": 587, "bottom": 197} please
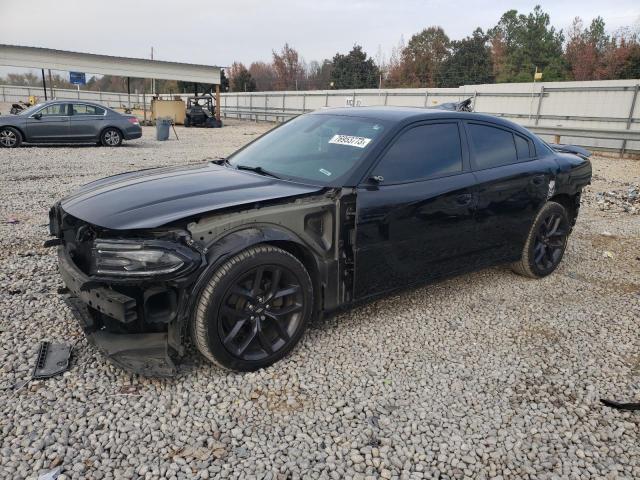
{"left": 0, "top": 123, "right": 639, "bottom": 480}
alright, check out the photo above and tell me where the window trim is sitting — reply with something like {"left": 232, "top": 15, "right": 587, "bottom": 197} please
{"left": 464, "top": 120, "right": 538, "bottom": 172}
{"left": 29, "top": 102, "right": 70, "bottom": 118}
{"left": 70, "top": 103, "right": 107, "bottom": 117}
{"left": 363, "top": 120, "right": 469, "bottom": 186}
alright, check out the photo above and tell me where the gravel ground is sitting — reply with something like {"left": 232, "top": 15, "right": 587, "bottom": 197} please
{"left": 0, "top": 122, "right": 639, "bottom": 480}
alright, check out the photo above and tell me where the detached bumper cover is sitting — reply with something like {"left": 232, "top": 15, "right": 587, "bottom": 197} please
{"left": 59, "top": 247, "right": 177, "bottom": 377}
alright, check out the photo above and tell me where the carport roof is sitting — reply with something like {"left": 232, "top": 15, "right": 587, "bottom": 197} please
{"left": 0, "top": 44, "right": 221, "bottom": 84}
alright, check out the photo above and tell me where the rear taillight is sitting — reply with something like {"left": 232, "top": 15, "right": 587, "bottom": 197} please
{"left": 127, "top": 117, "right": 139, "bottom": 125}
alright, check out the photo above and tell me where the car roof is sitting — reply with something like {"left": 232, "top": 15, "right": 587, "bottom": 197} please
{"left": 311, "top": 106, "right": 527, "bottom": 132}
{"left": 41, "top": 99, "right": 110, "bottom": 108}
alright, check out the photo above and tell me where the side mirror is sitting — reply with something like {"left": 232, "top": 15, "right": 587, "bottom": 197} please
{"left": 33, "top": 113, "right": 42, "bottom": 120}
{"left": 370, "top": 175, "right": 384, "bottom": 184}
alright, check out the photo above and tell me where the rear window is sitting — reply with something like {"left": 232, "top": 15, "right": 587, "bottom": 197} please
{"left": 514, "top": 134, "right": 534, "bottom": 160}
{"left": 467, "top": 123, "right": 517, "bottom": 169}
{"left": 72, "top": 104, "right": 105, "bottom": 115}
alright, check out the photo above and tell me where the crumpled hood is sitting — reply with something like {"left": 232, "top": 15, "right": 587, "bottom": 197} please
{"left": 61, "top": 163, "right": 322, "bottom": 230}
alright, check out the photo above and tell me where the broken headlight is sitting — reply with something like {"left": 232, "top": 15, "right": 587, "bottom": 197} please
{"left": 91, "top": 239, "right": 198, "bottom": 278}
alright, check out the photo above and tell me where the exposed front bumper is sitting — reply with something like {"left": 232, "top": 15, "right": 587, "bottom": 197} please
{"left": 58, "top": 246, "right": 177, "bottom": 377}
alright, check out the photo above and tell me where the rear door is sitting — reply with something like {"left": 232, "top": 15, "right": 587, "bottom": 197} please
{"left": 69, "top": 103, "right": 106, "bottom": 140}
{"left": 464, "top": 121, "right": 556, "bottom": 262}
{"left": 26, "top": 103, "right": 71, "bottom": 141}
{"left": 354, "top": 121, "right": 478, "bottom": 299}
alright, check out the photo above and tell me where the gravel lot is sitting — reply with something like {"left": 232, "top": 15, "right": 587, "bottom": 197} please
{"left": 0, "top": 121, "right": 639, "bottom": 480}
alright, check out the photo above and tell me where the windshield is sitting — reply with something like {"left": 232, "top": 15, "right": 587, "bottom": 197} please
{"left": 18, "top": 103, "right": 44, "bottom": 116}
{"left": 228, "top": 114, "right": 387, "bottom": 185}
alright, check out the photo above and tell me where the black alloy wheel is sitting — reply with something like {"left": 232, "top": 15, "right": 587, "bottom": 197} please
{"left": 192, "top": 245, "right": 313, "bottom": 371}
{"left": 532, "top": 212, "right": 568, "bottom": 272}
{"left": 218, "top": 264, "right": 304, "bottom": 361}
{"left": 512, "top": 201, "right": 570, "bottom": 278}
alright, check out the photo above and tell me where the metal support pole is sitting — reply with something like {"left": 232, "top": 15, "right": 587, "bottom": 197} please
{"left": 424, "top": 90, "right": 429, "bottom": 108}
{"left": 215, "top": 84, "right": 221, "bottom": 123}
{"left": 473, "top": 91, "right": 478, "bottom": 111}
{"left": 302, "top": 93, "right": 306, "bottom": 113}
{"left": 127, "top": 77, "right": 131, "bottom": 109}
{"left": 143, "top": 91, "right": 147, "bottom": 125}
{"left": 534, "top": 86, "right": 545, "bottom": 125}
{"left": 325, "top": 91, "right": 329, "bottom": 107}
{"left": 265, "top": 94, "right": 268, "bottom": 122}
{"left": 249, "top": 94, "right": 253, "bottom": 121}
{"left": 1, "top": 86, "right": 4, "bottom": 102}
{"left": 48, "top": 69, "right": 53, "bottom": 99}
{"left": 620, "top": 84, "right": 639, "bottom": 157}
{"left": 352, "top": 91, "right": 356, "bottom": 107}
{"left": 41, "top": 69, "right": 48, "bottom": 101}
{"left": 282, "top": 94, "right": 285, "bottom": 118}
{"left": 384, "top": 91, "right": 389, "bottom": 106}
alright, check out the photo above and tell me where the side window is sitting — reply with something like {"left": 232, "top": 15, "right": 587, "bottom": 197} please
{"left": 38, "top": 104, "right": 68, "bottom": 117}
{"left": 373, "top": 123, "right": 463, "bottom": 183}
{"left": 72, "top": 104, "right": 105, "bottom": 115}
{"left": 467, "top": 123, "right": 517, "bottom": 169}
{"left": 514, "top": 134, "right": 534, "bottom": 160}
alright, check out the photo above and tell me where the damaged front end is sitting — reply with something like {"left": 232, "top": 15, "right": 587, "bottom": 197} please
{"left": 48, "top": 204, "right": 206, "bottom": 376}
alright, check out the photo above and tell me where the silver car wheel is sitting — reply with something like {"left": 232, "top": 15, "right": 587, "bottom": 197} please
{"left": 104, "top": 130, "right": 120, "bottom": 146}
{"left": 0, "top": 129, "right": 17, "bottom": 147}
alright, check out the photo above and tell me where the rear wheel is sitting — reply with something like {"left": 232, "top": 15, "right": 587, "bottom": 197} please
{"left": 101, "top": 128, "right": 122, "bottom": 147}
{"left": 512, "top": 201, "right": 570, "bottom": 278}
{"left": 192, "top": 245, "right": 313, "bottom": 371}
{"left": 0, "top": 127, "right": 22, "bottom": 148}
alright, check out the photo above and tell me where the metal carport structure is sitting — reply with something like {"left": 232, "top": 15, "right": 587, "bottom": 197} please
{"left": 0, "top": 44, "right": 223, "bottom": 121}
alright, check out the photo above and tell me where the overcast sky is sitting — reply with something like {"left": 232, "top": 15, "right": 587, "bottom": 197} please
{"left": 1, "top": 0, "right": 639, "bottom": 74}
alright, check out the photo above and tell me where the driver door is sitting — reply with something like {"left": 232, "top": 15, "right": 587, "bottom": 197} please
{"left": 26, "top": 103, "right": 71, "bottom": 142}
{"left": 354, "top": 121, "right": 478, "bottom": 299}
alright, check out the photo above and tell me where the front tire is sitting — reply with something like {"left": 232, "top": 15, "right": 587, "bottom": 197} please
{"left": 511, "top": 201, "right": 570, "bottom": 278}
{"left": 101, "top": 128, "right": 122, "bottom": 147}
{"left": 0, "top": 127, "right": 22, "bottom": 148}
{"left": 192, "top": 245, "right": 313, "bottom": 371}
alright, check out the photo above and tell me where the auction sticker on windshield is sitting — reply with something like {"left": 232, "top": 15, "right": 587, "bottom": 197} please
{"left": 329, "top": 134, "right": 372, "bottom": 149}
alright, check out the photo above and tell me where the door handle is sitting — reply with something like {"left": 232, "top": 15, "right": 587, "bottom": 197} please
{"left": 455, "top": 193, "right": 473, "bottom": 205}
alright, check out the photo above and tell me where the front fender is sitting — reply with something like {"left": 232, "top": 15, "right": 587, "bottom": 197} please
{"left": 185, "top": 224, "right": 326, "bottom": 325}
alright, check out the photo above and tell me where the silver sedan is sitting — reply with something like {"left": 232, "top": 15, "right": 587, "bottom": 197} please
{"left": 0, "top": 100, "right": 142, "bottom": 148}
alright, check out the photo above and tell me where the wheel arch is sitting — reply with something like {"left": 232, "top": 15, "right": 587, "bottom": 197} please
{"left": 0, "top": 124, "right": 26, "bottom": 141}
{"left": 100, "top": 125, "right": 124, "bottom": 139}
{"left": 549, "top": 192, "right": 580, "bottom": 226}
{"left": 187, "top": 225, "right": 324, "bottom": 322}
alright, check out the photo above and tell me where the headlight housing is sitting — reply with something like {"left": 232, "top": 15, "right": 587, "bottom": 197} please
{"left": 90, "top": 239, "right": 200, "bottom": 278}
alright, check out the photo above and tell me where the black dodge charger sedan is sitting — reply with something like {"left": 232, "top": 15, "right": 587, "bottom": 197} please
{"left": 48, "top": 107, "right": 592, "bottom": 375}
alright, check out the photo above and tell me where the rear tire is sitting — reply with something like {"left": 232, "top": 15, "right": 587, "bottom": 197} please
{"left": 0, "top": 127, "right": 22, "bottom": 148}
{"left": 511, "top": 201, "right": 570, "bottom": 278}
{"left": 192, "top": 245, "right": 313, "bottom": 371}
{"left": 101, "top": 128, "right": 122, "bottom": 147}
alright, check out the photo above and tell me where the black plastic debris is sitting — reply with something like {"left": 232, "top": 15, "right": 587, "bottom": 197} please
{"left": 32, "top": 341, "right": 71, "bottom": 379}
{"left": 601, "top": 398, "right": 640, "bottom": 411}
